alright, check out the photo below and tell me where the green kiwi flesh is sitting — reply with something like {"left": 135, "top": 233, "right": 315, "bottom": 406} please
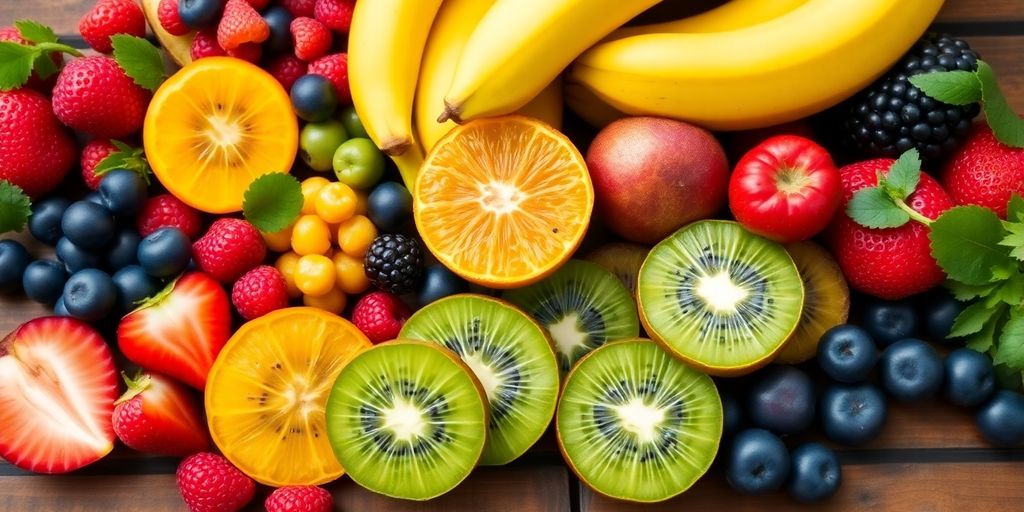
{"left": 557, "top": 338, "right": 722, "bottom": 503}
{"left": 503, "top": 259, "right": 639, "bottom": 374}
{"left": 637, "top": 220, "right": 804, "bottom": 375}
{"left": 399, "top": 294, "right": 559, "bottom": 465}
{"left": 324, "top": 340, "right": 488, "bottom": 500}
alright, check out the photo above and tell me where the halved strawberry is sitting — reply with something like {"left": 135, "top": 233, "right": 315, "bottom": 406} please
{"left": 0, "top": 317, "right": 118, "bottom": 473}
{"left": 117, "top": 272, "right": 231, "bottom": 390}
{"left": 112, "top": 372, "right": 210, "bottom": 457}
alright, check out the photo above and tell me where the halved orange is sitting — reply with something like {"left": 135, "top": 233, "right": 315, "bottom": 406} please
{"left": 205, "top": 307, "right": 371, "bottom": 487}
{"left": 144, "top": 57, "right": 298, "bottom": 213}
{"left": 414, "top": 115, "right": 594, "bottom": 288}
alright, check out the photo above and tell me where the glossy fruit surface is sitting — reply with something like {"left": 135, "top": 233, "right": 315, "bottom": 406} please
{"left": 56, "top": 237, "right": 102, "bottom": 274}
{"left": 291, "top": 215, "right": 332, "bottom": 255}
{"left": 339, "top": 105, "right": 368, "bottom": 138}
{"left": 942, "top": 123, "right": 1024, "bottom": 219}
{"left": 820, "top": 383, "right": 887, "bottom": 446}
{"left": 418, "top": 264, "right": 469, "bottom": 306}
{"left": 63, "top": 269, "right": 117, "bottom": 321}
{"left": 22, "top": 260, "right": 69, "bottom": 305}
{"left": 178, "top": 0, "right": 223, "bottom": 28}
{"left": 334, "top": 215, "right": 376, "bottom": 257}
{"left": 315, "top": 182, "right": 357, "bottom": 223}
{"left": 333, "top": 138, "right": 385, "bottom": 189}
{"left": 726, "top": 428, "right": 790, "bottom": 495}
{"left": 817, "top": 324, "right": 878, "bottom": 383}
{"left": 107, "top": 227, "right": 142, "bottom": 270}
{"left": 331, "top": 251, "right": 369, "bottom": 294}
{"left": 290, "top": 74, "right": 338, "bottom": 122}
{"left": 99, "top": 169, "right": 148, "bottom": 217}
{"left": 61, "top": 201, "right": 115, "bottom": 250}
{"left": 138, "top": 227, "right": 193, "bottom": 278}
{"left": 944, "top": 348, "right": 995, "bottom": 407}
{"left": 111, "top": 265, "right": 161, "bottom": 312}
{"left": 0, "top": 90, "right": 76, "bottom": 198}
{"left": 295, "top": 254, "right": 336, "bottom": 296}
{"left": 863, "top": 299, "right": 918, "bottom": 347}
{"left": 976, "top": 390, "right": 1024, "bottom": 447}
{"left": 112, "top": 372, "right": 210, "bottom": 457}
{"left": 922, "top": 289, "right": 966, "bottom": 343}
{"left": 300, "top": 120, "right": 348, "bottom": 172}
{"left": 0, "top": 240, "right": 30, "bottom": 293}
{"left": 28, "top": 197, "right": 71, "bottom": 246}
{"left": 787, "top": 442, "right": 841, "bottom": 503}
{"left": 880, "top": 338, "right": 943, "bottom": 401}
{"left": 367, "top": 181, "right": 413, "bottom": 233}
{"left": 747, "top": 366, "right": 815, "bottom": 436}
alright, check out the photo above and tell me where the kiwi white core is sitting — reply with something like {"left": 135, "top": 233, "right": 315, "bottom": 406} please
{"left": 548, "top": 313, "right": 590, "bottom": 358}
{"left": 381, "top": 399, "right": 427, "bottom": 442}
{"left": 696, "top": 271, "right": 748, "bottom": 312}
{"left": 479, "top": 181, "right": 523, "bottom": 214}
{"left": 462, "top": 353, "right": 501, "bottom": 401}
{"left": 616, "top": 399, "right": 665, "bottom": 443}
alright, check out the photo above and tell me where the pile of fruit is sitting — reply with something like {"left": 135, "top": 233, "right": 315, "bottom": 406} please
{"left": 1, "top": 0, "right": 1023, "bottom": 509}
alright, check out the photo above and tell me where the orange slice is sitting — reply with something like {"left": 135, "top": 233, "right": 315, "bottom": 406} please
{"left": 144, "top": 57, "right": 298, "bottom": 213}
{"left": 414, "top": 115, "right": 594, "bottom": 288}
{"left": 205, "top": 307, "right": 371, "bottom": 486}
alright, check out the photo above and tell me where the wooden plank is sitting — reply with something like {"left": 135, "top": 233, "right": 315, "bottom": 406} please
{"left": 580, "top": 462, "right": 1024, "bottom": 511}
{"left": 0, "top": 0, "right": 90, "bottom": 37}
{"left": 965, "top": 36, "right": 1024, "bottom": 112}
{"left": 939, "top": 0, "right": 1024, "bottom": 23}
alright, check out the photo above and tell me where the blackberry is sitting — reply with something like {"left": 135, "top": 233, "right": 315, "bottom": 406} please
{"left": 364, "top": 233, "right": 424, "bottom": 294}
{"left": 842, "top": 33, "right": 981, "bottom": 163}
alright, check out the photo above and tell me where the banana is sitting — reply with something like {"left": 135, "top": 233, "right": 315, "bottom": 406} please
{"left": 608, "top": 0, "right": 809, "bottom": 39}
{"left": 564, "top": 82, "right": 626, "bottom": 129}
{"left": 438, "top": 0, "right": 660, "bottom": 124}
{"left": 570, "top": 0, "right": 943, "bottom": 131}
{"left": 348, "top": 0, "right": 443, "bottom": 188}
{"left": 140, "top": 0, "right": 194, "bottom": 67}
{"left": 517, "top": 77, "right": 563, "bottom": 132}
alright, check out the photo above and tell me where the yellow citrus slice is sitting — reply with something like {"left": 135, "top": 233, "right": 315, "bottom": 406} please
{"left": 144, "top": 57, "right": 298, "bottom": 213}
{"left": 414, "top": 115, "right": 594, "bottom": 288}
{"left": 205, "top": 307, "right": 371, "bottom": 486}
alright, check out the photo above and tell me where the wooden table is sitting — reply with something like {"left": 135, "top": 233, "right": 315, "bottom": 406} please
{"left": 2, "top": 0, "right": 1023, "bottom": 510}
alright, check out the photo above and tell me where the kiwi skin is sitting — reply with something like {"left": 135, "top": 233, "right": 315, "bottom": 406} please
{"left": 774, "top": 241, "right": 850, "bottom": 364}
{"left": 555, "top": 338, "right": 722, "bottom": 503}
{"left": 585, "top": 242, "right": 650, "bottom": 297}
{"left": 637, "top": 220, "right": 804, "bottom": 377}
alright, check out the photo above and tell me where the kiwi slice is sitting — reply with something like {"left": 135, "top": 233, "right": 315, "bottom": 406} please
{"left": 399, "top": 294, "right": 559, "bottom": 465}
{"left": 585, "top": 242, "right": 650, "bottom": 297}
{"left": 557, "top": 338, "right": 722, "bottom": 503}
{"left": 503, "top": 259, "right": 639, "bottom": 374}
{"left": 325, "top": 340, "right": 488, "bottom": 501}
{"left": 774, "top": 241, "right": 850, "bottom": 364}
{"left": 638, "top": 220, "right": 804, "bottom": 376}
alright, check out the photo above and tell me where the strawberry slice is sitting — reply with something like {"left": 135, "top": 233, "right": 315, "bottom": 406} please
{"left": 112, "top": 372, "right": 210, "bottom": 457}
{"left": 118, "top": 272, "right": 231, "bottom": 390}
{"left": 0, "top": 317, "right": 118, "bottom": 473}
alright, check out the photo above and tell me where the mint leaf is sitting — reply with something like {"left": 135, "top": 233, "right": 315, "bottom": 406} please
{"left": 930, "top": 205, "right": 1015, "bottom": 285}
{"left": 1008, "top": 194, "right": 1024, "bottom": 222}
{"left": 111, "top": 35, "right": 166, "bottom": 91}
{"left": 884, "top": 149, "right": 922, "bottom": 199}
{"left": 0, "top": 42, "right": 36, "bottom": 91}
{"left": 950, "top": 301, "right": 1002, "bottom": 338}
{"left": 15, "top": 20, "right": 57, "bottom": 44}
{"left": 994, "top": 311, "right": 1024, "bottom": 368}
{"left": 909, "top": 70, "right": 982, "bottom": 106}
{"left": 976, "top": 61, "right": 1024, "bottom": 148}
{"left": 947, "top": 281, "right": 998, "bottom": 301}
{"left": 243, "top": 173, "right": 302, "bottom": 233}
{"left": 966, "top": 311, "right": 999, "bottom": 353}
{"left": 0, "top": 180, "right": 31, "bottom": 233}
{"left": 1000, "top": 221, "right": 1024, "bottom": 261}
{"left": 847, "top": 187, "right": 909, "bottom": 228}
{"left": 93, "top": 141, "right": 151, "bottom": 184}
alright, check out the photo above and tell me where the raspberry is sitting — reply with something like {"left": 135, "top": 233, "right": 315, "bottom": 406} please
{"left": 78, "top": 0, "right": 147, "bottom": 53}
{"left": 80, "top": 139, "right": 118, "bottom": 190}
{"left": 190, "top": 29, "right": 227, "bottom": 60}
{"left": 307, "top": 53, "right": 350, "bottom": 104}
{"left": 281, "top": 0, "right": 315, "bottom": 18}
{"left": 157, "top": 0, "right": 190, "bottom": 36}
{"left": 352, "top": 291, "right": 412, "bottom": 343}
{"left": 231, "top": 265, "right": 289, "bottom": 320}
{"left": 176, "top": 453, "right": 255, "bottom": 512}
{"left": 227, "top": 42, "right": 262, "bottom": 63}
{"left": 245, "top": 0, "right": 271, "bottom": 9}
{"left": 313, "top": 0, "right": 354, "bottom": 33}
{"left": 291, "top": 17, "right": 331, "bottom": 62}
{"left": 265, "top": 486, "right": 333, "bottom": 512}
{"left": 137, "top": 194, "right": 203, "bottom": 240}
{"left": 218, "top": 0, "right": 269, "bottom": 51}
{"left": 266, "top": 55, "right": 308, "bottom": 92}
{"left": 192, "top": 218, "right": 267, "bottom": 283}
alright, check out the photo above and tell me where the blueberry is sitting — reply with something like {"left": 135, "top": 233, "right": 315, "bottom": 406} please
{"left": 107, "top": 227, "right": 141, "bottom": 270}
{"left": 944, "top": 348, "right": 995, "bottom": 407}
{"left": 787, "top": 442, "right": 842, "bottom": 503}
{"left": 720, "top": 388, "right": 743, "bottom": 439}
{"left": 862, "top": 299, "right": 917, "bottom": 347}
{"left": 99, "top": 170, "right": 148, "bottom": 216}
{"left": 112, "top": 265, "right": 161, "bottom": 313}
{"left": 290, "top": 74, "right": 338, "bottom": 122}
{"left": 367, "top": 181, "right": 413, "bottom": 233}
{"left": 261, "top": 6, "right": 293, "bottom": 55}
{"left": 28, "top": 197, "right": 70, "bottom": 245}
{"left": 178, "top": 0, "right": 223, "bottom": 29}
{"left": 747, "top": 366, "right": 815, "bottom": 436}
{"left": 137, "top": 227, "right": 192, "bottom": 278}
{"left": 0, "top": 240, "right": 31, "bottom": 293}
{"left": 418, "top": 265, "right": 468, "bottom": 306}
{"left": 61, "top": 201, "right": 115, "bottom": 250}
{"left": 22, "top": 259, "right": 69, "bottom": 305}
{"left": 920, "top": 289, "right": 966, "bottom": 343}
{"left": 817, "top": 324, "right": 878, "bottom": 383}
{"left": 56, "top": 237, "right": 103, "bottom": 273}
{"left": 725, "top": 428, "right": 790, "bottom": 495}
{"left": 53, "top": 295, "right": 71, "bottom": 316}
{"left": 819, "top": 383, "right": 887, "bottom": 446}
{"left": 63, "top": 269, "right": 117, "bottom": 321}
{"left": 880, "top": 338, "right": 943, "bottom": 402}
{"left": 84, "top": 192, "right": 104, "bottom": 205}
{"left": 976, "top": 390, "right": 1024, "bottom": 447}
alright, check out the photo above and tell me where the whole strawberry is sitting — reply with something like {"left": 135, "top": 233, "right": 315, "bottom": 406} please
{"left": 137, "top": 194, "right": 204, "bottom": 240}
{"left": 52, "top": 56, "right": 150, "bottom": 139}
{"left": 314, "top": 0, "right": 354, "bottom": 33}
{"left": 193, "top": 218, "right": 267, "bottom": 283}
{"left": 265, "top": 486, "right": 333, "bottom": 512}
{"left": 0, "top": 89, "right": 76, "bottom": 198}
{"left": 308, "top": 53, "right": 350, "bottom": 104}
{"left": 112, "top": 372, "right": 209, "bottom": 457}
{"left": 352, "top": 291, "right": 411, "bottom": 343}
{"left": 0, "top": 26, "right": 64, "bottom": 91}
{"left": 218, "top": 0, "right": 269, "bottom": 51}
{"left": 79, "top": 0, "right": 147, "bottom": 54}
{"left": 942, "top": 123, "right": 1024, "bottom": 219}
{"left": 80, "top": 139, "right": 118, "bottom": 190}
{"left": 157, "top": 0, "right": 190, "bottom": 36}
{"left": 826, "top": 158, "right": 953, "bottom": 300}
{"left": 176, "top": 452, "right": 255, "bottom": 512}
{"left": 291, "top": 17, "right": 331, "bottom": 61}
{"left": 232, "top": 265, "right": 289, "bottom": 320}
{"left": 267, "top": 55, "right": 308, "bottom": 92}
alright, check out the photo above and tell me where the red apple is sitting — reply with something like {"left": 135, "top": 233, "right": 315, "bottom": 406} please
{"left": 586, "top": 117, "right": 729, "bottom": 244}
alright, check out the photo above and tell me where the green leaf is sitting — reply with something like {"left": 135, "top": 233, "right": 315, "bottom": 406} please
{"left": 31, "top": 49, "right": 58, "bottom": 80}
{"left": 883, "top": 149, "right": 922, "bottom": 199}
{"left": 966, "top": 311, "right": 1000, "bottom": 353}
{"left": 992, "top": 275, "right": 1024, "bottom": 306}
{"left": 976, "top": 61, "right": 1024, "bottom": 148}
{"left": 909, "top": 70, "right": 982, "bottom": 106}
{"left": 111, "top": 35, "right": 166, "bottom": 91}
{"left": 92, "top": 142, "right": 151, "bottom": 184}
{"left": 1009, "top": 194, "right": 1024, "bottom": 222}
{"left": 243, "top": 173, "right": 303, "bottom": 233}
{"left": 994, "top": 310, "right": 1024, "bottom": 369}
{"left": 946, "top": 280, "right": 999, "bottom": 301}
{"left": 0, "top": 42, "right": 37, "bottom": 91}
{"left": 14, "top": 20, "right": 57, "bottom": 44}
{"left": 1000, "top": 221, "right": 1024, "bottom": 261}
{"left": 846, "top": 187, "right": 910, "bottom": 229}
{"left": 930, "top": 205, "right": 1015, "bottom": 285}
{"left": 0, "top": 181, "right": 31, "bottom": 233}
{"left": 950, "top": 301, "right": 1002, "bottom": 338}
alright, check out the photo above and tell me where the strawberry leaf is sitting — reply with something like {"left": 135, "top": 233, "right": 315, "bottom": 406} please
{"left": 1000, "top": 221, "right": 1024, "bottom": 262}
{"left": 846, "top": 187, "right": 909, "bottom": 228}
{"left": 976, "top": 61, "right": 1024, "bottom": 148}
{"left": 909, "top": 70, "right": 982, "bottom": 106}
{"left": 946, "top": 281, "right": 998, "bottom": 301}
{"left": 930, "top": 205, "right": 1015, "bottom": 285}
{"left": 0, "top": 180, "right": 32, "bottom": 233}
{"left": 994, "top": 310, "right": 1024, "bottom": 368}
{"left": 243, "top": 173, "right": 302, "bottom": 233}
{"left": 93, "top": 141, "right": 152, "bottom": 185}
{"left": 966, "top": 311, "right": 1000, "bottom": 353}
{"left": 884, "top": 148, "right": 922, "bottom": 199}
{"left": 1008, "top": 194, "right": 1024, "bottom": 222}
{"left": 950, "top": 301, "right": 1002, "bottom": 338}
{"left": 111, "top": 35, "right": 166, "bottom": 91}
{"left": 31, "top": 50, "right": 58, "bottom": 80}
{"left": 14, "top": 20, "right": 57, "bottom": 45}
{"left": 0, "top": 42, "right": 37, "bottom": 91}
